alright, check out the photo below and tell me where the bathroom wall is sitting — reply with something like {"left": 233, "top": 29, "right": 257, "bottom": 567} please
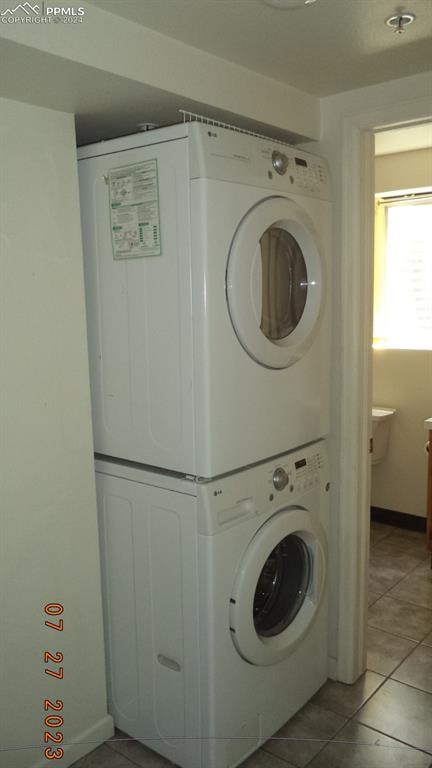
{"left": 0, "top": 97, "right": 113, "bottom": 767}
{"left": 371, "top": 146, "right": 432, "bottom": 519}
{"left": 375, "top": 146, "right": 432, "bottom": 193}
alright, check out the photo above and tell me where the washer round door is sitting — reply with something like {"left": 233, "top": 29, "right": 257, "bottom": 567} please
{"left": 226, "top": 196, "right": 324, "bottom": 369}
{"left": 230, "top": 508, "right": 326, "bottom": 666}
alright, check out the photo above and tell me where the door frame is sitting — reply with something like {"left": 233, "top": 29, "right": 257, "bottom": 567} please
{"left": 334, "top": 93, "right": 432, "bottom": 682}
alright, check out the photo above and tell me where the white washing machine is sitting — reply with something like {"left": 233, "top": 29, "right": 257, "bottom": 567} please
{"left": 79, "top": 123, "right": 332, "bottom": 477}
{"left": 95, "top": 440, "right": 329, "bottom": 768}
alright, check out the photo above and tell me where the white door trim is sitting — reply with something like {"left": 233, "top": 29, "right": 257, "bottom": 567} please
{"left": 336, "top": 118, "right": 374, "bottom": 682}
{"left": 335, "top": 95, "right": 432, "bottom": 682}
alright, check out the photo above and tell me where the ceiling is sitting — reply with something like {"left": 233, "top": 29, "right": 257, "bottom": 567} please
{"left": 375, "top": 122, "right": 432, "bottom": 155}
{"left": 89, "top": 0, "right": 432, "bottom": 96}
{"left": 0, "top": 37, "right": 311, "bottom": 146}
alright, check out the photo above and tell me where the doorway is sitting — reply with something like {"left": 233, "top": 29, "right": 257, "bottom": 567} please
{"left": 320, "top": 79, "right": 432, "bottom": 684}
{"left": 368, "top": 122, "right": 432, "bottom": 666}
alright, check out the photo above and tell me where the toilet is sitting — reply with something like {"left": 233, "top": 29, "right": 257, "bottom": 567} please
{"left": 372, "top": 407, "right": 396, "bottom": 465}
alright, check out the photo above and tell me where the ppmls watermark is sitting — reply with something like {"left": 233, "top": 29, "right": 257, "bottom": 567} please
{"left": 0, "top": 3, "right": 86, "bottom": 23}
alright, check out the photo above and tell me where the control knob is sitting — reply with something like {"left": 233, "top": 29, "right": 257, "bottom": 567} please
{"left": 272, "top": 150, "right": 288, "bottom": 175}
{"left": 273, "top": 466, "right": 289, "bottom": 491}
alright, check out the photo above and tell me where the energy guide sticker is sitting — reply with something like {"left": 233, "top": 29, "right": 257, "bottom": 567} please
{"left": 108, "top": 160, "right": 161, "bottom": 259}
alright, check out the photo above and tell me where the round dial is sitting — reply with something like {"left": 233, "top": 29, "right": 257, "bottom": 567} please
{"left": 273, "top": 467, "right": 289, "bottom": 491}
{"left": 272, "top": 150, "right": 288, "bottom": 175}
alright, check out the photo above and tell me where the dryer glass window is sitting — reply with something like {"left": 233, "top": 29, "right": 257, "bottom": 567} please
{"left": 260, "top": 228, "right": 308, "bottom": 341}
{"left": 253, "top": 534, "right": 311, "bottom": 637}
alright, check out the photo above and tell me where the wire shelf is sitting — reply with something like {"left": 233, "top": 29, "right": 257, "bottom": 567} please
{"left": 179, "top": 110, "right": 294, "bottom": 147}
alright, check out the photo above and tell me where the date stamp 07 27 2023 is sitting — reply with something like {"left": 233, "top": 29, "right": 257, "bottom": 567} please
{"left": 43, "top": 603, "right": 64, "bottom": 761}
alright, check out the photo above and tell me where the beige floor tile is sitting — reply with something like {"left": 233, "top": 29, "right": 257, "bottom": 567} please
{"left": 368, "top": 550, "right": 420, "bottom": 595}
{"left": 391, "top": 644, "right": 432, "bottom": 694}
{"left": 368, "top": 595, "right": 432, "bottom": 641}
{"left": 412, "top": 559, "right": 432, "bottom": 577}
{"left": 423, "top": 630, "right": 432, "bottom": 646}
{"left": 390, "top": 528, "right": 428, "bottom": 543}
{"left": 368, "top": 589, "right": 382, "bottom": 607}
{"left": 369, "top": 549, "right": 425, "bottom": 575}
{"left": 71, "top": 744, "right": 136, "bottom": 767}
{"left": 368, "top": 571, "right": 391, "bottom": 598}
{"left": 367, "top": 626, "right": 416, "bottom": 676}
{"left": 307, "top": 720, "right": 431, "bottom": 767}
{"left": 240, "top": 748, "right": 296, "bottom": 767}
{"left": 263, "top": 702, "right": 346, "bottom": 767}
{"left": 355, "top": 678, "right": 432, "bottom": 754}
{"left": 372, "top": 531, "right": 426, "bottom": 555}
{"left": 108, "top": 730, "right": 174, "bottom": 767}
{"left": 310, "top": 671, "right": 384, "bottom": 718}
{"left": 388, "top": 569, "right": 432, "bottom": 610}
{"left": 370, "top": 523, "right": 393, "bottom": 547}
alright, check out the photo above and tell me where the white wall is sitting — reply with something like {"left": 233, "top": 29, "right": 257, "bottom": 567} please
{"left": 371, "top": 147, "right": 432, "bottom": 518}
{"left": 0, "top": 97, "right": 113, "bottom": 767}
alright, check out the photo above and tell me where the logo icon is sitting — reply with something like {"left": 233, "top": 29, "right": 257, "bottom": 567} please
{"left": 1, "top": 2, "right": 39, "bottom": 13}
{"left": 1, "top": 2, "right": 85, "bottom": 22}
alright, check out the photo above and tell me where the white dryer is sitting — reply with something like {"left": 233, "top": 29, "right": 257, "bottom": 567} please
{"left": 78, "top": 124, "right": 331, "bottom": 477}
{"left": 95, "top": 440, "right": 329, "bottom": 768}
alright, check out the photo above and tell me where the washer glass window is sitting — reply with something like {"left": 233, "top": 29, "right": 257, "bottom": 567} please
{"left": 260, "top": 227, "right": 308, "bottom": 341}
{"left": 253, "top": 533, "right": 312, "bottom": 637}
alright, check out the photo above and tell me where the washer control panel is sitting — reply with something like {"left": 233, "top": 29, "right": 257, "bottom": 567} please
{"left": 290, "top": 448, "right": 324, "bottom": 493}
{"left": 199, "top": 441, "right": 328, "bottom": 534}
{"left": 267, "top": 445, "right": 325, "bottom": 497}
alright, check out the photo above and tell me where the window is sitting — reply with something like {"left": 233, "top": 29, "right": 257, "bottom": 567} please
{"left": 259, "top": 227, "right": 308, "bottom": 341}
{"left": 253, "top": 534, "right": 311, "bottom": 637}
{"left": 374, "top": 192, "right": 432, "bottom": 350}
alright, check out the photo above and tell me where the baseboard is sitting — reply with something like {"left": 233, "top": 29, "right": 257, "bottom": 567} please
{"left": 327, "top": 656, "right": 338, "bottom": 681}
{"left": 33, "top": 714, "right": 114, "bottom": 768}
{"left": 371, "top": 506, "right": 427, "bottom": 532}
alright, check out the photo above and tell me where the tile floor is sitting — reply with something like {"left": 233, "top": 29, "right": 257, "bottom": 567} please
{"left": 72, "top": 521, "right": 432, "bottom": 768}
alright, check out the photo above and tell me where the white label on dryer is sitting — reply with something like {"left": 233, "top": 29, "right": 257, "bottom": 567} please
{"left": 108, "top": 160, "right": 161, "bottom": 259}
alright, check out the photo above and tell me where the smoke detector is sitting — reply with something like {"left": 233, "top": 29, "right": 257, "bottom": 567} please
{"left": 262, "top": 0, "right": 317, "bottom": 9}
{"left": 385, "top": 12, "right": 416, "bottom": 33}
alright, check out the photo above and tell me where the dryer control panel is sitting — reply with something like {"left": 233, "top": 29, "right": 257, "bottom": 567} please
{"left": 189, "top": 122, "right": 331, "bottom": 202}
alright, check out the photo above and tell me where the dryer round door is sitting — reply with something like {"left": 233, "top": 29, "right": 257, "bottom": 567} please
{"left": 230, "top": 508, "right": 326, "bottom": 666}
{"left": 226, "top": 196, "right": 324, "bottom": 369}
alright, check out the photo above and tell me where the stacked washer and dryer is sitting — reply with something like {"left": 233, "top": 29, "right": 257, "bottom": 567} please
{"left": 78, "top": 122, "right": 332, "bottom": 768}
